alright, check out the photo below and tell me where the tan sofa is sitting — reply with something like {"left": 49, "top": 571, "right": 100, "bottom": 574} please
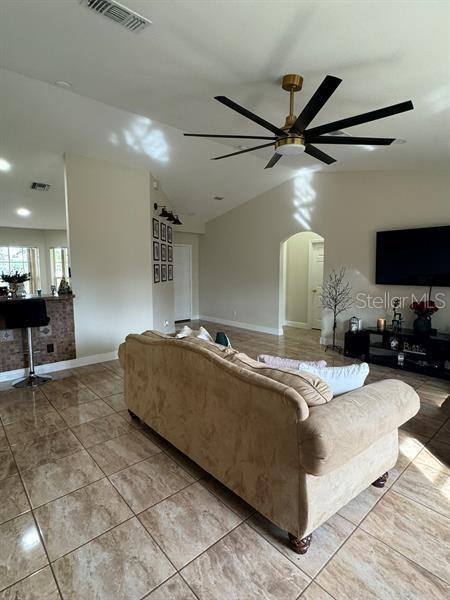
{"left": 119, "top": 330, "right": 419, "bottom": 554}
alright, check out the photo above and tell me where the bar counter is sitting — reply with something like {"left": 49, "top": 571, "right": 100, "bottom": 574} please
{"left": 0, "top": 294, "right": 76, "bottom": 373}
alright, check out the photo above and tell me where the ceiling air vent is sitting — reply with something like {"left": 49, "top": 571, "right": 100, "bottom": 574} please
{"left": 31, "top": 182, "right": 51, "bottom": 192}
{"left": 80, "top": 0, "right": 151, "bottom": 33}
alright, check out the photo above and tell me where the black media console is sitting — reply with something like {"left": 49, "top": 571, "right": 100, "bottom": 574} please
{"left": 344, "top": 327, "right": 450, "bottom": 381}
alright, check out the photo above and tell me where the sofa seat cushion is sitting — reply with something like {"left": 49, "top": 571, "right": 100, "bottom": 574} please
{"left": 299, "top": 379, "right": 420, "bottom": 476}
{"left": 228, "top": 353, "right": 332, "bottom": 407}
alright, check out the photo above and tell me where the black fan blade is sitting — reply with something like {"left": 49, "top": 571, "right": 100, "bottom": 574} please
{"left": 211, "top": 142, "right": 275, "bottom": 161}
{"left": 264, "top": 153, "right": 282, "bottom": 169}
{"left": 215, "top": 96, "right": 287, "bottom": 137}
{"left": 184, "top": 133, "right": 276, "bottom": 140}
{"left": 304, "top": 144, "right": 336, "bottom": 165}
{"left": 305, "top": 100, "right": 414, "bottom": 138}
{"left": 306, "top": 136, "right": 396, "bottom": 145}
{"left": 290, "top": 75, "right": 342, "bottom": 133}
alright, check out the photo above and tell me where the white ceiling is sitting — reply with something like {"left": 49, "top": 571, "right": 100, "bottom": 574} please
{"left": 0, "top": 0, "right": 449, "bottom": 225}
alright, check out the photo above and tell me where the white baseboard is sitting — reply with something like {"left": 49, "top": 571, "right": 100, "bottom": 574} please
{"left": 285, "top": 320, "right": 310, "bottom": 329}
{"left": 0, "top": 350, "right": 118, "bottom": 383}
{"left": 198, "top": 315, "right": 283, "bottom": 336}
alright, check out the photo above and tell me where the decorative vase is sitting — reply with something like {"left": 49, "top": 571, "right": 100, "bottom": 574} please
{"left": 17, "top": 282, "right": 26, "bottom": 297}
{"left": 413, "top": 316, "right": 431, "bottom": 336}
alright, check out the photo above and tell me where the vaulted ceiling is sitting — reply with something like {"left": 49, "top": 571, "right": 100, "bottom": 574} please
{"left": 0, "top": 0, "right": 449, "bottom": 226}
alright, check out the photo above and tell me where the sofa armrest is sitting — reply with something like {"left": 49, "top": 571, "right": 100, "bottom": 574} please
{"left": 298, "top": 379, "right": 420, "bottom": 476}
{"left": 118, "top": 342, "right": 126, "bottom": 368}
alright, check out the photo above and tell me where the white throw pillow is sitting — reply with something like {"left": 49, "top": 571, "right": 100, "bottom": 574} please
{"left": 257, "top": 354, "right": 326, "bottom": 369}
{"left": 176, "top": 325, "right": 213, "bottom": 342}
{"left": 298, "top": 362, "right": 370, "bottom": 396}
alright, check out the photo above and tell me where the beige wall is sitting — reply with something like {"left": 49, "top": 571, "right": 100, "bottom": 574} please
{"left": 0, "top": 226, "right": 67, "bottom": 293}
{"left": 65, "top": 154, "right": 153, "bottom": 357}
{"left": 284, "top": 231, "right": 323, "bottom": 325}
{"left": 200, "top": 170, "right": 450, "bottom": 339}
{"left": 173, "top": 231, "right": 200, "bottom": 318}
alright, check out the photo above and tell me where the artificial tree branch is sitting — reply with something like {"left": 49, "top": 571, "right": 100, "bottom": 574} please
{"left": 320, "top": 267, "right": 354, "bottom": 351}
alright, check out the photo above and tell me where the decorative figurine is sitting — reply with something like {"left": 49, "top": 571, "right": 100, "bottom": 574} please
{"left": 391, "top": 298, "right": 403, "bottom": 332}
{"left": 58, "top": 277, "right": 72, "bottom": 295}
{"left": 349, "top": 316, "right": 359, "bottom": 334}
{"left": 51, "top": 285, "right": 57, "bottom": 296}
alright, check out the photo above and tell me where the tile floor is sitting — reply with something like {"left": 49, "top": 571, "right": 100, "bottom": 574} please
{"left": 0, "top": 323, "right": 449, "bottom": 599}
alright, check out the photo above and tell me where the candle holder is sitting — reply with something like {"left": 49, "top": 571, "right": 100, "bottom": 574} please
{"left": 377, "top": 318, "right": 386, "bottom": 332}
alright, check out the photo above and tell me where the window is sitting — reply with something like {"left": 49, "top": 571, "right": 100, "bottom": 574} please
{"left": 50, "top": 247, "right": 69, "bottom": 289}
{"left": 0, "top": 246, "right": 41, "bottom": 293}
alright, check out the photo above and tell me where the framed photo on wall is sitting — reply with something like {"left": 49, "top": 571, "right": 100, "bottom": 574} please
{"left": 168, "top": 264, "right": 173, "bottom": 281}
{"left": 160, "top": 222, "right": 166, "bottom": 241}
{"left": 153, "top": 264, "right": 160, "bottom": 283}
{"left": 161, "top": 264, "right": 167, "bottom": 282}
{"left": 152, "top": 218, "right": 159, "bottom": 239}
{"left": 168, "top": 245, "right": 173, "bottom": 262}
{"left": 167, "top": 226, "right": 173, "bottom": 244}
{"left": 153, "top": 242, "right": 160, "bottom": 261}
{"left": 160, "top": 244, "right": 167, "bottom": 261}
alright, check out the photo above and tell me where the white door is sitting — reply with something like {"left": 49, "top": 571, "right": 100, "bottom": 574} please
{"left": 174, "top": 245, "right": 192, "bottom": 321}
{"left": 309, "top": 241, "right": 324, "bottom": 330}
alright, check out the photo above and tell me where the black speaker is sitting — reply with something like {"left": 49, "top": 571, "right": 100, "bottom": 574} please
{"left": 344, "top": 331, "right": 370, "bottom": 358}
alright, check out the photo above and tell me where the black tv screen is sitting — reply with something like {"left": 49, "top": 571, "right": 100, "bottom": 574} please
{"left": 376, "top": 226, "right": 450, "bottom": 286}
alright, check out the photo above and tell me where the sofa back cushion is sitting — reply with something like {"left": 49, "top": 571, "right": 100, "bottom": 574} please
{"left": 177, "top": 336, "right": 238, "bottom": 359}
{"left": 229, "top": 353, "right": 332, "bottom": 406}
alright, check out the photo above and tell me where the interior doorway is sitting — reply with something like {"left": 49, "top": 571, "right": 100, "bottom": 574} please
{"left": 173, "top": 244, "right": 192, "bottom": 322}
{"left": 281, "top": 232, "right": 325, "bottom": 331}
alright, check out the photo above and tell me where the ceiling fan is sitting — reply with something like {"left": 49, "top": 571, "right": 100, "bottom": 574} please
{"left": 184, "top": 74, "right": 413, "bottom": 169}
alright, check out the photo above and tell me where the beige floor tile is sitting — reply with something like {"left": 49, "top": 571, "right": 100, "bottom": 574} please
{"left": 249, "top": 512, "right": 355, "bottom": 578}
{"left": 46, "top": 387, "right": 99, "bottom": 411}
{"left": 401, "top": 405, "right": 448, "bottom": 440}
{"left": 4, "top": 409, "right": 66, "bottom": 446}
{"left": 387, "top": 430, "right": 426, "bottom": 484}
{"left": 71, "top": 363, "right": 110, "bottom": 378}
{"left": 361, "top": 490, "right": 450, "bottom": 582}
{"left": 414, "top": 444, "right": 450, "bottom": 476}
{"left": 337, "top": 483, "right": 387, "bottom": 525}
{"left": 12, "top": 429, "right": 82, "bottom": 472}
{"left": 0, "top": 474, "right": 30, "bottom": 525}
{"left": 0, "top": 428, "right": 8, "bottom": 450}
{"left": 0, "top": 566, "right": 59, "bottom": 600}
{"left": 0, "top": 391, "right": 54, "bottom": 426}
{"left": 103, "top": 392, "right": 127, "bottom": 411}
{"left": 140, "top": 481, "right": 241, "bottom": 569}
{"left": 118, "top": 408, "right": 148, "bottom": 430}
{"left": 316, "top": 528, "right": 449, "bottom": 600}
{"left": 144, "top": 575, "right": 196, "bottom": 599}
{"left": 110, "top": 453, "right": 194, "bottom": 513}
{"left": 392, "top": 460, "right": 450, "bottom": 517}
{"left": 0, "top": 448, "right": 17, "bottom": 481}
{"left": 71, "top": 413, "right": 132, "bottom": 448}
{"left": 87, "top": 431, "right": 161, "bottom": 475}
{"left": 41, "top": 376, "right": 88, "bottom": 401}
{"left": 181, "top": 522, "right": 310, "bottom": 600}
{"left": 299, "top": 583, "right": 335, "bottom": 600}
{"left": 53, "top": 518, "right": 174, "bottom": 599}
{"left": 0, "top": 513, "right": 48, "bottom": 592}
{"left": 21, "top": 449, "right": 103, "bottom": 508}
{"left": 57, "top": 399, "right": 114, "bottom": 426}
{"left": 34, "top": 477, "right": 132, "bottom": 561}
{"left": 433, "top": 419, "right": 450, "bottom": 445}
{"left": 102, "top": 360, "right": 124, "bottom": 378}
{"left": 82, "top": 373, "right": 124, "bottom": 398}
{"left": 200, "top": 476, "right": 255, "bottom": 519}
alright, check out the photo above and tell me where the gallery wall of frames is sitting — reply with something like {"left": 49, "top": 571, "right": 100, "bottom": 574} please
{"left": 152, "top": 218, "right": 173, "bottom": 283}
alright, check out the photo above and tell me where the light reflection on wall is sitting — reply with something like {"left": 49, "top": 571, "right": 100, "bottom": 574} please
{"left": 292, "top": 166, "right": 321, "bottom": 230}
{"left": 109, "top": 116, "right": 169, "bottom": 163}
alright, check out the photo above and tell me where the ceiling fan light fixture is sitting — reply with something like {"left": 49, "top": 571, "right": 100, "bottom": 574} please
{"left": 275, "top": 137, "right": 305, "bottom": 156}
{"left": 173, "top": 215, "right": 183, "bottom": 225}
{"left": 166, "top": 211, "right": 175, "bottom": 223}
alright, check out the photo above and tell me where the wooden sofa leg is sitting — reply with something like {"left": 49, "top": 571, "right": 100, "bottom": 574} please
{"left": 372, "top": 472, "right": 388, "bottom": 488}
{"left": 288, "top": 533, "right": 312, "bottom": 555}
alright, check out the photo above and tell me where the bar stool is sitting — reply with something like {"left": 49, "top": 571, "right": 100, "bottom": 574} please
{"left": 0, "top": 298, "right": 52, "bottom": 388}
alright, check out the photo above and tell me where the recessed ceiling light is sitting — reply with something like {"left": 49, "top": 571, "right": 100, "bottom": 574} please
{"left": 213, "top": 196, "right": 224, "bottom": 201}
{"left": 0, "top": 158, "right": 12, "bottom": 172}
{"left": 54, "top": 80, "right": 73, "bottom": 90}
{"left": 16, "top": 208, "right": 31, "bottom": 217}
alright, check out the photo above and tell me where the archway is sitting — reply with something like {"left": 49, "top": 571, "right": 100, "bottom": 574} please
{"left": 279, "top": 231, "right": 325, "bottom": 334}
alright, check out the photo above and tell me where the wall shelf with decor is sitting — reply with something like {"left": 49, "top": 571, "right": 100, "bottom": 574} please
{"left": 344, "top": 327, "right": 450, "bottom": 381}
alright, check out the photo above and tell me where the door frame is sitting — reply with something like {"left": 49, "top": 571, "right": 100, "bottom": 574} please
{"left": 307, "top": 239, "right": 324, "bottom": 329}
{"left": 173, "top": 243, "right": 193, "bottom": 322}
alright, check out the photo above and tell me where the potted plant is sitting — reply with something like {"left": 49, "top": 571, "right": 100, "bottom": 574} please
{"left": 0, "top": 270, "right": 30, "bottom": 298}
{"left": 410, "top": 299, "right": 438, "bottom": 336}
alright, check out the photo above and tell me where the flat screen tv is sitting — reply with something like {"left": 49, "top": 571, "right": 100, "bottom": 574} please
{"left": 376, "top": 226, "right": 450, "bottom": 286}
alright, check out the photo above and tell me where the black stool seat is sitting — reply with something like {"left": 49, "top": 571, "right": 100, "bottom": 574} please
{"left": 0, "top": 298, "right": 51, "bottom": 388}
